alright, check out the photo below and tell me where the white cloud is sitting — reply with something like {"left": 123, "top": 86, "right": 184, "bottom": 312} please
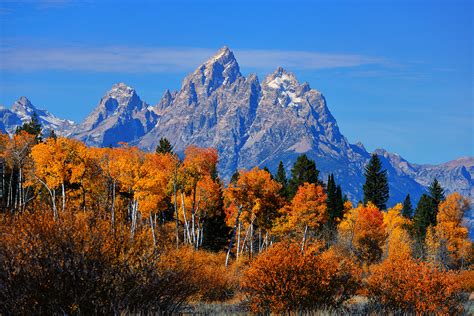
{"left": 0, "top": 45, "right": 388, "bottom": 73}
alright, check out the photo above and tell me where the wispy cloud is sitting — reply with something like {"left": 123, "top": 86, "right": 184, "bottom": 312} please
{"left": 0, "top": 45, "right": 388, "bottom": 74}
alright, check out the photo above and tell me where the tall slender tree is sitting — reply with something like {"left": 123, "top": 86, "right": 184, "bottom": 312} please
{"left": 428, "top": 178, "right": 445, "bottom": 208}
{"left": 363, "top": 153, "right": 389, "bottom": 210}
{"left": 401, "top": 194, "right": 413, "bottom": 218}
{"left": 326, "top": 174, "right": 337, "bottom": 224}
{"left": 335, "top": 185, "right": 344, "bottom": 219}
{"left": 288, "top": 154, "right": 320, "bottom": 199}
{"left": 412, "top": 193, "right": 435, "bottom": 239}
{"left": 274, "top": 161, "right": 288, "bottom": 198}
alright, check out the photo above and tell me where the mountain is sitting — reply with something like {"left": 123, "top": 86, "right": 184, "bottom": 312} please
{"left": 0, "top": 97, "right": 75, "bottom": 136}
{"left": 3, "top": 47, "right": 472, "bottom": 219}
{"left": 134, "top": 47, "right": 435, "bottom": 206}
{"left": 71, "top": 83, "right": 159, "bottom": 147}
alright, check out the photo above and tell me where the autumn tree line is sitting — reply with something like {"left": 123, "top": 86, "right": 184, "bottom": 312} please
{"left": 0, "top": 121, "right": 472, "bottom": 314}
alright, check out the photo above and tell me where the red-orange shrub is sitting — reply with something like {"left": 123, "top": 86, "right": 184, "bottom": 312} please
{"left": 241, "top": 242, "right": 360, "bottom": 313}
{"left": 366, "top": 257, "right": 464, "bottom": 314}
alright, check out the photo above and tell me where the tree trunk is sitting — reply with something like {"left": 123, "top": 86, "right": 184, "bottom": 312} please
{"left": 181, "top": 192, "right": 191, "bottom": 244}
{"left": 61, "top": 182, "right": 66, "bottom": 212}
{"left": 173, "top": 167, "right": 179, "bottom": 248}
{"left": 111, "top": 180, "right": 116, "bottom": 227}
{"left": 301, "top": 225, "right": 308, "bottom": 252}
{"left": 226, "top": 205, "right": 243, "bottom": 267}
{"left": 236, "top": 222, "right": 241, "bottom": 259}
{"left": 150, "top": 212, "right": 156, "bottom": 247}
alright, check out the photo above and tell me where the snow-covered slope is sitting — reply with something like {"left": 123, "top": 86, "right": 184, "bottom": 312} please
{"left": 0, "top": 97, "right": 75, "bottom": 136}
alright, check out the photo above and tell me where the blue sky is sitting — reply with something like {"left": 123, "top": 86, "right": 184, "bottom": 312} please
{"left": 0, "top": 0, "right": 472, "bottom": 164}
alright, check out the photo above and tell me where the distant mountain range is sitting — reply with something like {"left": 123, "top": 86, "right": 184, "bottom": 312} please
{"left": 1, "top": 46, "right": 472, "bottom": 227}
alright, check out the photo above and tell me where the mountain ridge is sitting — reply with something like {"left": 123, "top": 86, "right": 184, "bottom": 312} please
{"left": 1, "top": 47, "right": 472, "bottom": 217}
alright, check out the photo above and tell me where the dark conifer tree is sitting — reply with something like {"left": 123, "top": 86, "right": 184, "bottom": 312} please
{"left": 288, "top": 154, "right": 320, "bottom": 199}
{"left": 202, "top": 182, "right": 230, "bottom": 252}
{"left": 155, "top": 137, "right": 173, "bottom": 154}
{"left": 274, "top": 161, "right": 288, "bottom": 198}
{"left": 335, "top": 185, "right": 344, "bottom": 218}
{"left": 401, "top": 194, "right": 413, "bottom": 218}
{"left": 363, "top": 153, "right": 389, "bottom": 210}
{"left": 326, "top": 174, "right": 337, "bottom": 224}
{"left": 412, "top": 193, "right": 435, "bottom": 239}
{"left": 428, "top": 178, "right": 445, "bottom": 208}
{"left": 15, "top": 112, "right": 42, "bottom": 142}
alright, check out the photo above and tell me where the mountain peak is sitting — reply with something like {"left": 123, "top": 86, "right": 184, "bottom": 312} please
{"left": 182, "top": 46, "right": 242, "bottom": 96}
{"left": 209, "top": 46, "right": 233, "bottom": 62}
{"left": 12, "top": 96, "right": 36, "bottom": 115}
{"left": 109, "top": 82, "right": 135, "bottom": 96}
{"left": 265, "top": 67, "right": 301, "bottom": 90}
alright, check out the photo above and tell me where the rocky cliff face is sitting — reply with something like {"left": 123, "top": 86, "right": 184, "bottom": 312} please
{"left": 71, "top": 83, "right": 158, "bottom": 147}
{"left": 2, "top": 47, "right": 472, "bottom": 217}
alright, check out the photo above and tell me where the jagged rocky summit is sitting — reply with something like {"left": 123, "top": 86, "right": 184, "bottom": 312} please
{"left": 2, "top": 47, "right": 473, "bottom": 223}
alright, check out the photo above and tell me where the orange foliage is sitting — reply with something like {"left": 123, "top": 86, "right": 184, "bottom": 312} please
{"left": 427, "top": 192, "right": 473, "bottom": 268}
{"left": 274, "top": 183, "right": 327, "bottom": 238}
{"left": 224, "top": 167, "right": 282, "bottom": 231}
{"left": 338, "top": 202, "right": 387, "bottom": 263}
{"left": 366, "top": 256, "right": 463, "bottom": 314}
{"left": 134, "top": 152, "right": 175, "bottom": 217}
{"left": 242, "top": 242, "right": 361, "bottom": 313}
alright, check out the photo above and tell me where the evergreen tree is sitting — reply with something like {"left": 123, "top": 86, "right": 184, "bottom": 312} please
{"left": 202, "top": 184, "right": 230, "bottom": 252}
{"left": 15, "top": 112, "right": 42, "bottom": 142}
{"left": 155, "top": 137, "right": 173, "bottom": 154}
{"left": 412, "top": 193, "right": 435, "bottom": 239}
{"left": 363, "top": 153, "right": 389, "bottom": 210}
{"left": 326, "top": 174, "right": 337, "bottom": 224}
{"left": 230, "top": 170, "right": 240, "bottom": 184}
{"left": 335, "top": 185, "right": 344, "bottom": 218}
{"left": 274, "top": 161, "right": 288, "bottom": 198}
{"left": 428, "top": 178, "right": 445, "bottom": 208}
{"left": 287, "top": 154, "right": 320, "bottom": 199}
{"left": 401, "top": 194, "right": 413, "bottom": 218}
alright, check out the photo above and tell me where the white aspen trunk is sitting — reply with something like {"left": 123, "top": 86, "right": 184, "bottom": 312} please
{"left": 131, "top": 200, "right": 138, "bottom": 238}
{"left": 150, "top": 213, "right": 156, "bottom": 246}
{"left": 18, "top": 167, "right": 22, "bottom": 211}
{"left": 240, "top": 224, "right": 251, "bottom": 255}
{"left": 301, "top": 225, "right": 308, "bottom": 252}
{"left": 250, "top": 221, "right": 254, "bottom": 258}
{"left": 200, "top": 227, "right": 204, "bottom": 247}
{"left": 61, "top": 182, "right": 66, "bottom": 212}
{"left": 181, "top": 192, "right": 191, "bottom": 244}
{"left": 258, "top": 228, "right": 262, "bottom": 253}
{"left": 226, "top": 205, "right": 243, "bottom": 267}
{"left": 173, "top": 168, "right": 179, "bottom": 248}
{"left": 37, "top": 177, "right": 57, "bottom": 219}
{"left": 236, "top": 222, "right": 241, "bottom": 259}
{"left": 7, "top": 171, "right": 13, "bottom": 208}
{"left": 191, "top": 211, "right": 196, "bottom": 246}
{"left": 264, "top": 232, "right": 268, "bottom": 251}
{"left": 111, "top": 180, "right": 116, "bottom": 227}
